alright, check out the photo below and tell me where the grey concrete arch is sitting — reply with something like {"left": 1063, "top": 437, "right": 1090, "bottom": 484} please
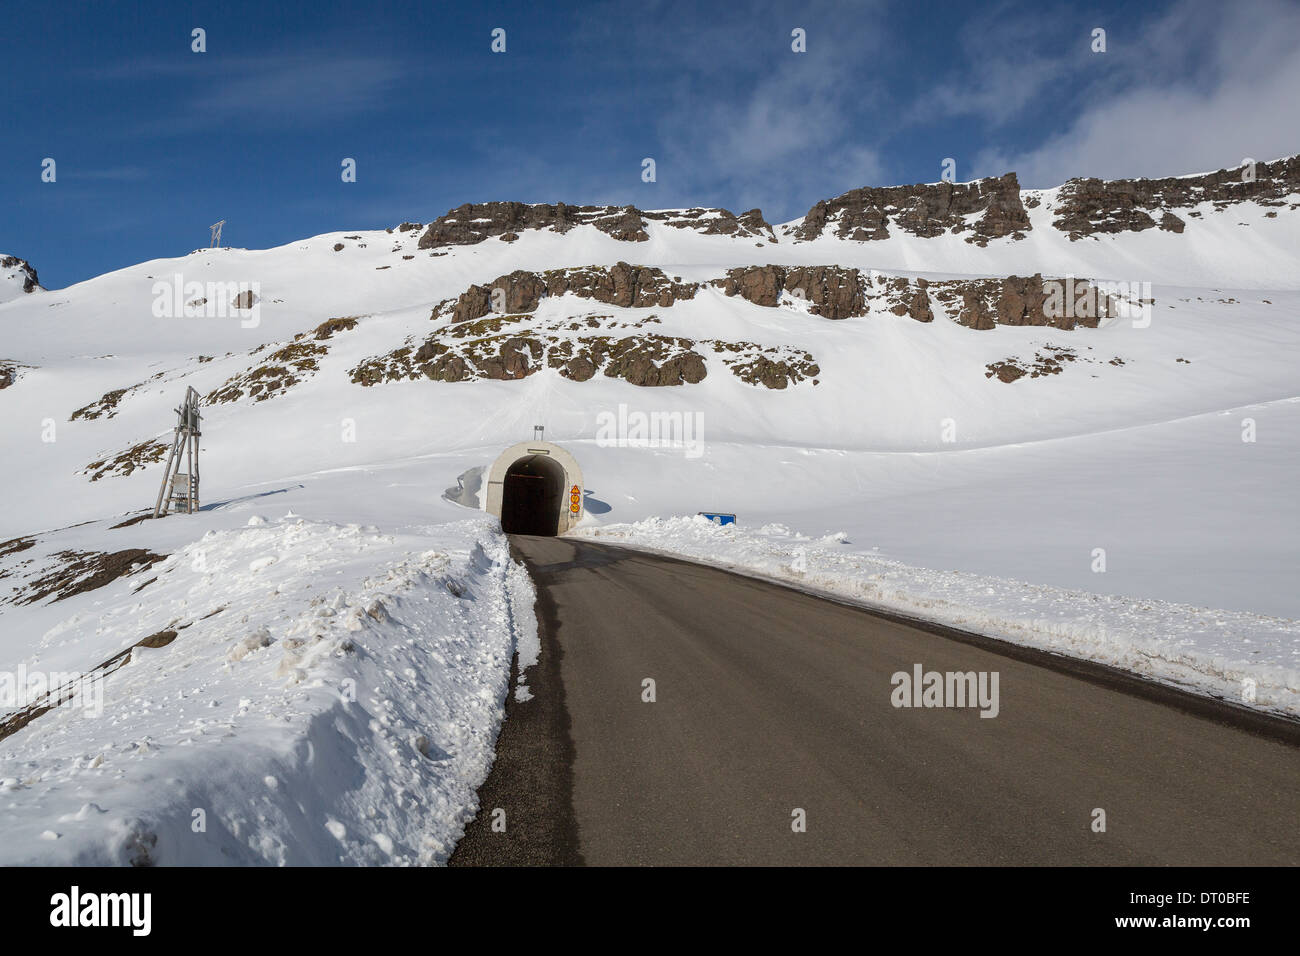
{"left": 485, "top": 440, "right": 584, "bottom": 535}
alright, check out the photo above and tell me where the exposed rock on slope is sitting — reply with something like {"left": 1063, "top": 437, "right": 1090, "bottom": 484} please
{"left": 418, "top": 202, "right": 772, "bottom": 249}
{"left": 1, "top": 362, "right": 32, "bottom": 390}
{"left": 714, "top": 342, "right": 820, "bottom": 389}
{"left": 1052, "top": 156, "right": 1300, "bottom": 239}
{"left": 350, "top": 310, "right": 818, "bottom": 390}
{"left": 0, "top": 254, "right": 41, "bottom": 299}
{"left": 983, "top": 345, "right": 1133, "bottom": 383}
{"left": 644, "top": 207, "right": 774, "bottom": 242}
{"left": 790, "top": 173, "right": 1031, "bottom": 246}
{"left": 82, "top": 439, "right": 169, "bottom": 482}
{"left": 8, "top": 547, "right": 167, "bottom": 606}
{"left": 714, "top": 266, "right": 1120, "bottom": 329}
{"left": 204, "top": 317, "right": 361, "bottom": 405}
{"left": 403, "top": 154, "right": 1299, "bottom": 258}
{"left": 928, "top": 275, "right": 1115, "bottom": 331}
{"left": 206, "top": 341, "right": 328, "bottom": 404}
{"left": 354, "top": 329, "right": 707, "bottom": 387}
{"left": 716, "top": 265, "right": 868, "bottom": 319}
{"left": 440, "top": 263, "right": 701, "bottom": 324}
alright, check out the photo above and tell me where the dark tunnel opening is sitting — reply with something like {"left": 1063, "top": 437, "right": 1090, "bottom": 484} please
{"left": 500, "top": 454, "right": 565, "bottom": 535}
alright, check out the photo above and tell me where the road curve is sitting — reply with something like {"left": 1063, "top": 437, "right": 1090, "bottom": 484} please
{"left": 450, "top": 535, "right": 1300, "bottom": 866}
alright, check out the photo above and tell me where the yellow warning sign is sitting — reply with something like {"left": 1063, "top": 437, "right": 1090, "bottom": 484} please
{"left": 569, "top": 484, "right": 581, "bottom": 514}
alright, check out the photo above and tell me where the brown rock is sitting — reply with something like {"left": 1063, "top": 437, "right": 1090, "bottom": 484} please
{"left": 1053, "top": 156, "right": 1300, "bottom": 238}
{"left": 792, "top": 173, "right": 1030, "bottom": 245}
{"left": 1159, "top": 212, "right": 1185, "bottom": 233}
{"left": 718, "top": 265, "right": 786, "bottom": 306}
{"left": 1, "top": 255, "right": 40, "bottom": 292}
{"left": 716, "top": 264, "right": 868, "bottom": 319}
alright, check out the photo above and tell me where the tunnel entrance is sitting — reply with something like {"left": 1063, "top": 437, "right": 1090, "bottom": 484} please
{"left": 486, "top": 439, "right": 584, "bottom": 536}
{"left": 500, "top": 454, "right": 566, "bottom": 535}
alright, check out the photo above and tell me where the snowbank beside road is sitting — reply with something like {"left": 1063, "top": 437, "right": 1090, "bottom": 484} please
{"left": 0, "top": 513, "right": 531, "bottom": 866}
{"left": 576, "top": 516, "right": 1300, "bottom": 718}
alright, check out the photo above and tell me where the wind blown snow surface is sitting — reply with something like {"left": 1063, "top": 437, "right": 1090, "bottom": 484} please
{"left": 0, "top": 501, "right": 535, "bottom": 865}
{"left": 576, "top": 516, "right": 1300, "bottom": 718}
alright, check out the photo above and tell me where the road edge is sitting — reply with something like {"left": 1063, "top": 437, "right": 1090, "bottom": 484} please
{"left": 447, "top": 541, "right": 584, "bottom": 866}
{"left": 570, "top": 537, "right": 1300, "bottom": 747}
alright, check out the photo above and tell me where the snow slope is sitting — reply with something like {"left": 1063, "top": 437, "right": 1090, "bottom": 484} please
{"left": 0, "top": 482, "right": 536, "bottom": 865}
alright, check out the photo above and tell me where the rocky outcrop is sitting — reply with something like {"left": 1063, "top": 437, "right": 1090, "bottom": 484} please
{"left": 1, "top": 255, "right": 40, "bottom": 294}
{"left": 416, "top": 202, "right": 621, "bottom": 247}
{"left": 984, "top": 345, "right": 1125, "bottom": 383}
{"left": 711, "top": 341, "right": 820, "bottom": 389}
{"left": 717, "top": 264, "right": 785, "bottom": 307}
{"left": 417, "top": 202, "right": 771, "bottom": 249}
{"left": 0, "top": 362, "right": 27, "bottom": 389}
{"left": 1052, "top": 155, "right": 1300, "bottom": 239}
{"left": 82, "top": 439, "right": 170, "bottom": 482}
{"left": 443, "top": 263, "right": 1122, "bottom": 334}
{"left": 554, "top": 336, "right": 707, "bottom": 387}
{"left": 641, "top": 207, "right": 773, "bottom": 241}
{"left": 8, "top": 547, "right": 168, "bottom": 605}
{"left": 790, "top": 173, "right": 1031, "bottom": 246}
{"left": 357, "top": 330, "right": 707, "bottom": 387}
{"left": 879, "top": 276, "right": 934, "bottom": 323}
{"left": 928, "top": 275, "right": 1115, "bottom": 331}
{"left": 71, "top": 388, "right": 128, "bottom": 421}
{"left": 406, "top": 156, "right": 1298, "bottom": 255}
{"left": 715, "top": 265, "right": 867, "bottom": 319}
{"left": 442, "top": 264, "right": 700, "bottom": 324}
{"left": 204, "top": 318, "right": 359, "bottom": 405}
{"left": 313, "top": 316, "right": 360, "bottom": 339}
{"left": 717, "top": 265, "right": 938, "bottom": 322}
{"left": 715, "top": 265, "right": 1121, "bottom": 329}
{"left": 206, "top": 341, "right": 326, "bottom": 404}
{"left": 350, "top": 311, "right": 818, "bottom": 391}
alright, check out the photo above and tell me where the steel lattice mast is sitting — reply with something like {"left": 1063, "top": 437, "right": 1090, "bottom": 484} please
{"left": 153, "top": 387, "right": 202, "bottom": 517}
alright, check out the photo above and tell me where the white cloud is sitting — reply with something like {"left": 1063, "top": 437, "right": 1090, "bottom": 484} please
{"left": 638, "top": 0, "right": 890, "bottom": 218}
{"left": 976, "top": 0, "right": 1300, "bottom": 186}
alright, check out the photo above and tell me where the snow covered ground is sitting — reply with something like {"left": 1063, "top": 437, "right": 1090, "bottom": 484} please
{"left": 1, "top": 164, "right": 1297, "bottom": 863}
{"left": 0, "top": 479, "right": 535, "bottom": 864}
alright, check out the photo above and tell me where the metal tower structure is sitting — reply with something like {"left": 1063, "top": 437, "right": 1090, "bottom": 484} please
{"left": 209, "top": 220, "right": 225, "bottom": 249}
{"left": 153, "top": 387, "right": 202, "bottom": 517}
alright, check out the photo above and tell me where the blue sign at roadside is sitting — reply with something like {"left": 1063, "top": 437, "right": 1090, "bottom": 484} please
{"left": 698, "top": 512, "right": 736, "bottom": 526}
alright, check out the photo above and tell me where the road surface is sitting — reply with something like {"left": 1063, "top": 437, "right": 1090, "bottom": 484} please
{"left": 450, "top": 536, "right": 1300, "bottom": 866}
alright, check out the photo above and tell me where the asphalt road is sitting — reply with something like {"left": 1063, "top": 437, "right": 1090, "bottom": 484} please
{"left": 450, "top": 535, "right": 1300, "bottom": 866}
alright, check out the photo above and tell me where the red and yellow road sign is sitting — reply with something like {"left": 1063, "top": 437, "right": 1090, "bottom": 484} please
{"left": 569, "top": 484, "right": 581, "bottom": 514}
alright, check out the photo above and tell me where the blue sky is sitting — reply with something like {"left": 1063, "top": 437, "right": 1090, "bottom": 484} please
{"left": 3, "top": 0, "right": 1298, "bottom": 288}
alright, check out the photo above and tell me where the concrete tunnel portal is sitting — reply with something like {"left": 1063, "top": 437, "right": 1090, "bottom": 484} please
{"left": 485, "top": 440, "right": 584, "bottom": 536}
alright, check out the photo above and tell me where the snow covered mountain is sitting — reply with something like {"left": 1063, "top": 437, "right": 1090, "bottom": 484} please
{"left": 0, "top": 254, "right": 40, "bottom": 305}
{"left": 0, "top": 156, "right": 1297, "bottom": 864}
